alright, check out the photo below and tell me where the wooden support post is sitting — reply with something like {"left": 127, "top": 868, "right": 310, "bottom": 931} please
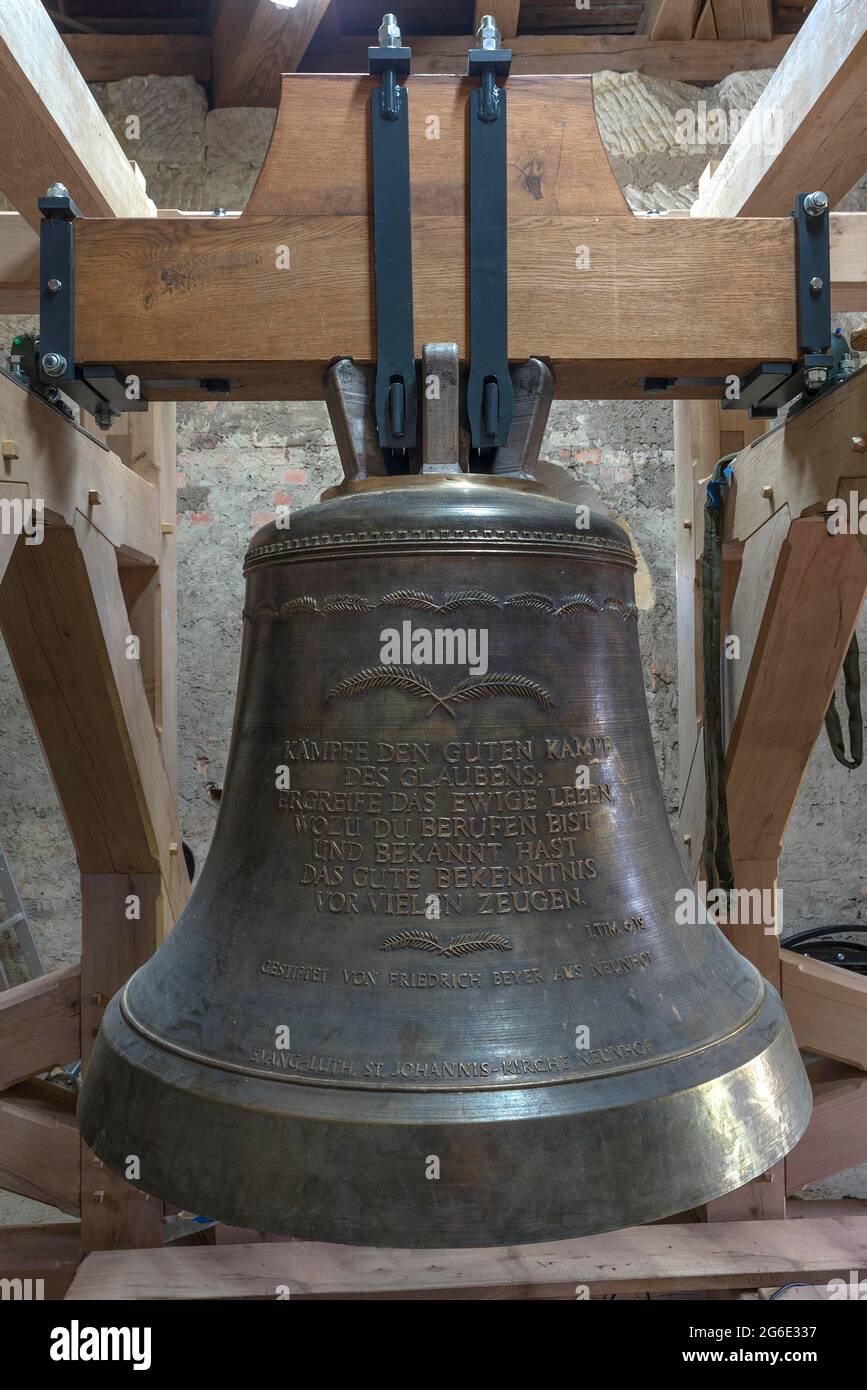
{"left": 787, "top": 1062, "right": 867, "bottom": 1194}
{"left": 80, "top": 874, "right": 163, "bottom": 1251}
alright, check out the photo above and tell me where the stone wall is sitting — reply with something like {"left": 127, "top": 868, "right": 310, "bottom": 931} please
{"left": 0, "top": 70, "right": 865, "bottom": 1218}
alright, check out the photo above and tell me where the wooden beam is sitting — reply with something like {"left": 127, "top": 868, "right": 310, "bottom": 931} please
{"left": 646, "top": 0, "right": 701, "bottom": 41}
{"left": 0, "top": 1, "right": 154, "bottom": 231}
{"left": 0, "top": 1081, "right": 79, "bottom": 1216}
{"left": 62, "top": 34, "right": 212, "bottom": 84}
{"left": 693, "top": 0, "right": 867, "bottom": 216}
{"left": 0, "top": 520, "right": 188, "bottom": 921}
{"left": 725, "top": 367, "right": 867, "bottom": 545}
{"left": 0, "top": 209, "right": 38, "bottom": 313}
{"left": 781, "top": 950, "right": 867, "bottom": 1071}
{"left": 80, "top": 874, "right": 163, "bottom": 1252}
{"left": 71, "top": 213, "right": 798, "bottom": 402}
{"left": 110, "top": 407, "right": 179, "bottom": 799}
{"left": 787, "top": 1062, "right": 867, "bottom": 1193}
{"left": 725, "top": 516, "right": 866, "bottom": 863}
{"left": 0, "top": 1222, "right": 81, "bottom": 1302}
{"left": 302, "top": 35, "right": 794, "bottom": 81}
{"left": 694, "top": 0, "right": 718, "bottom": 39}
{"left": 712, "top": 0, "right": 774, "bottom": 41}
{"left": 0, "top": 371, "right": 160, "bottom": 565}
{"left": 212, "top": 0, "right": 336, "bottom": 107}
{"left": 0, "top": 964, "right": 80, "bottom": 1091}
{"left": 831, "top": 211, "right": 867, "bottom": 311}
{"left": 65, "top": 1218, "right": 867, "bottom": 1299}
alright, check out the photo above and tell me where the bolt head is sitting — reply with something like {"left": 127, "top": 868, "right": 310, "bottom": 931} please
{"left": 46, "top": 182, "right": 69, "bottom": 199}
{"left": 805, "top": 366, "right": 828, "bottom": 390}
{"left": 46, "top": 278, "right": 62, "bottom": 294}
{"left": 476, "top": 14, "right": 501, "bottom": 49}
{"left": 809, "top": 276, "right": 823, "bottom": 293}
{"left": 378, "top": 12, "right": 401, "bottom": 46}
{"left": 41, "top": 352, "right": 67, "bottom": 377}
{"left": 805, "top": 191, "right": 829, "bottom": 217}
{"left": 212, "top": 206, "right": 227, "bottom": 217}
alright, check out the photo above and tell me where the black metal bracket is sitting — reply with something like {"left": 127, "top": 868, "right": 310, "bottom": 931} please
{"left": 368, "top": 36, "right": 417, "bottom": 457}
{"left": 721, "top": 190, "right": 833, "bottom": 419}
{"left": 466, "top": 38, "right": 513, "bottom": 453}
{"left": 37, "top": 192, "right": 149, "bottom": 427}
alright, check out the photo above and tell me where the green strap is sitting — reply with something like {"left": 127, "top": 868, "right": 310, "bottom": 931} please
{"left": 824, "top": 634, "right": 863, "bottom": 770}
{"left": 701, "top": 454, "right": 737, "bottom": 895}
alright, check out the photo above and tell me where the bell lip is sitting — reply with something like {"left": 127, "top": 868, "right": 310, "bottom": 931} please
{"left": 318, "top": 474, "right": 550, "bottom": 503}
{"left": 79, "top": 985, "right": 812, "bottom": 1248}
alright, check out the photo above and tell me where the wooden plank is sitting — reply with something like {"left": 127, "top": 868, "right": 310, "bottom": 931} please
{"left": 787, "top": 1063, "right": 867, "bottom": 1193}
{"left": 72, "top": 213, "right": 798, "bottom": 402}
{"left": 64, "top": 1218, "right": 867, "bottom": 1299}
{"left": 245, "top": 74, "right": 628, "bottom": 218}
{"left": 0, "top": 964, "right": 80, "bottom": 1091}
{"left": 0, "top": 1222, "right": 81, "bottom": 1302}
{"left": 694, "top": 1, "right": 718, "bottom": 39}
{"left": 712, "top": 0, "right": 774, "bottom": 41}
{"left": 673, "top": 400, "right": 718, "bottom": 803}
{"left": 781, "top": 949, "right": 867, "bottom": 1071}
{"left": 212, "top": 0, "right": 336, "bottom": 107}
{"left": 693, "top": 0, "right": 867, "bottom": 216}
{"left": 0, "top": 1081, "right": 79, "bottom": 1216}
{"left": 63, "top": 34, "right": 211, "bottom": 84}
{"left": 111, "top": 407, "right": 179, "bottom": 800}
{"left": 80, "top": 874, "right": 163, "bottom": 1252}
{"left": 0, "top": 370, "right": 160, "bottom": 565}
{"left": 0, "top": 521, "right": 188, "bottom": 920}
{"left": 725, "top": 517, "right": 866, "bottom": 863}
{"left": 0, "top": 1, "right": 154, "bottom": 231}
{"left": 723, "top": 505, "right": 792, "bottom": 749}
{"left": 647, "top": 0, "right": 701, "bottom": 40}
{"left": 302, "top": 35, "right": 794, "bottom": 81}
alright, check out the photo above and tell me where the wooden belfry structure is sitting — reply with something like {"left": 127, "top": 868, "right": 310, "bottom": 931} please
{"left": 0, "top": 0, "right": 866, "bottom": 1298}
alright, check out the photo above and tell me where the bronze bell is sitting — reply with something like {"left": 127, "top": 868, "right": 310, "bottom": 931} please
{"left": 80, "top": 362, "right": 811, "bottom": 1247}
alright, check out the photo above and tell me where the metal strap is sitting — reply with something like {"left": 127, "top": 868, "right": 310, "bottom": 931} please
{"left": 466, "top": 37, "right": 513, "bottom": 453}
{"left": 369, "top": 35, "right": 417, "bottom": 455}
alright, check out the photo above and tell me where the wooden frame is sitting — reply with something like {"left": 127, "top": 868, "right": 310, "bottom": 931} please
{"left": 0, "top": 0, "right": 866, "bottom": 1299}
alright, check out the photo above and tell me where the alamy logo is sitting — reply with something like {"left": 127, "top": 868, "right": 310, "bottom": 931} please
{"left": 0, "top": 1277, "right": 44, "bottom": 1300}
{"left": 380, "top": 621, "right": 489, "bottom": 676}
{"left": 50, "top": 1320, "right": 152, "bottom": 1370}
{"left": 0, "top": 497, "right": 44, "bottom": 545}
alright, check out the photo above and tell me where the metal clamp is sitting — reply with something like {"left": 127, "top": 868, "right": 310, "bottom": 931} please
{"left": 723, "top": 190, "right": 833, "bottom": 419}
{"left": 466, "top": 16, "right": 513, "bottom": 453}
{"left": 368, "top": 14, "right": 417, "bottom": 457}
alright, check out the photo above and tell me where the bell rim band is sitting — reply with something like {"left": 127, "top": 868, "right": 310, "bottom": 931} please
{"left": 117, "top": 964, "right": 769, "bottom": 1094}
{"left": 82, "top": 984, "right": 810, "bottom": 1247}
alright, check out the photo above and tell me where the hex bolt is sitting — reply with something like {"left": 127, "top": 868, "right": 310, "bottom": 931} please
{"left": 46, "top": 181, "right": 69, "bottom": 198}
{"left": 212, "top": 207, "right": 228, "bottom": 217}
{"left": 378, "top": 12, "right": 401, "bottom": 46}
{"left": 94, "top": 402, "right": 115, "bottom": 430}
{"left": 805, "top": 366, "right": 828, "bottom": 391}
{"left": 809, "top": 276, "right": 823, "bottom": 293}
{"left": 804, "top": 191, "right": 829, "bottom": 217}
{"left": 41, "top": 352, "right": 67, "bottom": 377}
{"left": 46, "top": 277, "right": 62, "bottom": 294}
{"left": 477, "top": 13, "right": 501, "bottom": 48}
